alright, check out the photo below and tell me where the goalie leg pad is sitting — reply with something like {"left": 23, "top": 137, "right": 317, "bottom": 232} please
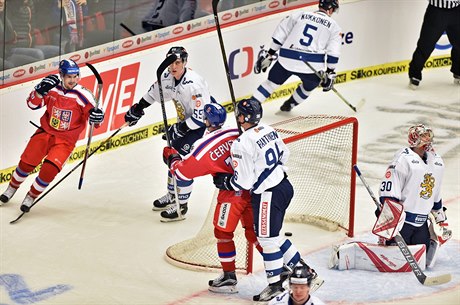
{"left": 332, "top": 242, "right": 426, "bottom": 272}
{"left": 426, "top": 239, "right": 439, "bottom": 268}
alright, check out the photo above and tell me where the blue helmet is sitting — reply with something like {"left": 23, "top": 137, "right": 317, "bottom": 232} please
{"left": 236, "top": 98, "right": 263, "bottom": 124}
{"left": 204, "top": 100, "right": 227, "bottom": 127}
{"left": 59, "top": 59, "right": 80, "bottom": 75}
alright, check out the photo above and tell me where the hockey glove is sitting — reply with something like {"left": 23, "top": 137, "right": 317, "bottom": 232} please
{"left": 163, "top": 121, "right": 190, "bottom": 141}
{"left": 213, "top": 173, "right": 234, "bottom": 191}
{"left": 431, "top": 207, "right": 447, "bottom": 223}
{"left": 163, "top": 147, "right": 181, "bottom": 167}
{"left": 35, "top": 74, "right": 60, "bottom": 96}
{"left": 254, "top": 49, "right": 274, "bottom": 74}
{"left": 320, "top": 68, "right": 337, "bottom": 92}
{"left": 89, "top": 107, "right": 104, "bottom": 124}
{"left": 125, "top": 104, "right": 145, "bottom": 126}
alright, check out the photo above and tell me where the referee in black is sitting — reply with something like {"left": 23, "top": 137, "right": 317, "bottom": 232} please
{"left": 408, "top": 0, "right": 460, "bottom": 89}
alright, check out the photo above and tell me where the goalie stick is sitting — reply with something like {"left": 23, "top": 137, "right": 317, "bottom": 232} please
{"left": 157, "top": 54, "right": 185, "bottom": 221}
{"left": 303, "top": 60, "right": 364, "bottom": 112}
{"left": 10, "top": 123, "right": 129, "bottom": 224}
{"left": 353, "top": 164, "right": 451, "bottom": 286}
{"left": 78, "top": 62, "right": 103, "bottom": 190}
{"left": 212, "top": 0, "right": 242, "bottom": 134}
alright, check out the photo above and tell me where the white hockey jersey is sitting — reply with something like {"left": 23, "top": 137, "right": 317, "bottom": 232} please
{"left": 269, "top": 10, "right": 342, "bottom": 74}
{"left": 229, "top": 123, "right": 289, "bottom": 194}
{"left": 142, "top": 68, "right": 209, "bottom": 129}
{"left": 379, "top": 147, "right": 444, "bottom": 227}
{"left": 268, "top": 291, "right": 325, "bottom": 305}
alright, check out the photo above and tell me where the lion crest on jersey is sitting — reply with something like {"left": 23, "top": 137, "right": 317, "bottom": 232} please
{"left": 419, "top": 173, "right": 435, "bottom": 199}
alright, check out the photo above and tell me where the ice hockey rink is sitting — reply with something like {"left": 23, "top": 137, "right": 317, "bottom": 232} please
{"left": 0, "top": 67, "right": 459, "bottom": 305}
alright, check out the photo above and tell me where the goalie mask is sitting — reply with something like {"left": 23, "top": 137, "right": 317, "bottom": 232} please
{"left": 408, "top": 124, "right": 434, "bottom": 151}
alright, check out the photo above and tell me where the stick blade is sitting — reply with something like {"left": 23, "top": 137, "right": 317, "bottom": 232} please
{"left": 157, "top": 55, "right": 177, "bottom": 80}
{"left": 423, "top": 273, "right": 452, "bottom": 286}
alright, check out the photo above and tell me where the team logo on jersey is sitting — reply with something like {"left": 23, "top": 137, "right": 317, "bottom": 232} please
{"left": 50, "top": 106, "right": 72, "bottom": 130}
{"left": 385, "top": 170, "right": 391, "bottom": 179}
{"left": 419, "top": 173, "right": 435, "bottom": 199}
{"left": 232, "top": 160, "right": 238, "bottom": 168}
{"left": 172, "top": 99, "right": 186, "bottom": 121}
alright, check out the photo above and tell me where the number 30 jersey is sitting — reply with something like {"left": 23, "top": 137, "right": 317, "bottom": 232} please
{"left": 229, "top": 123, "right": 289, "bottom": 194}
{"left": 270, "top": 10, "right": 342, "bottom": 74}
{"left": 379, "top": 147, "right": 444, "bottom": 227}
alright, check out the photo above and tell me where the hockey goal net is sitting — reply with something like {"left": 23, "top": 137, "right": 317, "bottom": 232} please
{"left": 165, "top": 115, "right": 358, "bottom": 273}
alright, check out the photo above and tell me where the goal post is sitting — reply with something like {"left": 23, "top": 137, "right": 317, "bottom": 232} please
{"left": 165, "top": 115, "right": 358, "bottom": 273}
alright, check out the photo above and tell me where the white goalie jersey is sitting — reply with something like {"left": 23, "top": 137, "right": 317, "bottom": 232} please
{"left": 229, "top": 123, "right": 289, "bottom": 194}
{"left": 269, "top": 10, "right": 342, "bottom": 74}
{"left": 379, "top": 147, "right": 444, "bottom": 227}
{"left": 142, "top": 68, "right": 210, "bottom": 130}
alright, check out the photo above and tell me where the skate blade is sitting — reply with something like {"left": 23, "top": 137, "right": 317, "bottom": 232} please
{"left": 160, "top": 215, "right": 186, "bottom": 223}
{"left": 310, "top": 277, "right": 324, "bottom": 293}
{"left": 152, "top": 204, "right": 174, "bottom": 211}
{"left": 208, "top": 285, "right": 238, "bottom": 294}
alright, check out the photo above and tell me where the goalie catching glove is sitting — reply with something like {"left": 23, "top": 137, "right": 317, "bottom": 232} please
{"left": 162, "top": 147, "right": 181, "bottom": 168}
{"left": 35, "top": 74, "right": 60, "bottom": 96}
{"left": 162, "top": 121, "right": 190, "bottom": 141}
{"left": 320, "top": 68, "right": 336, "bottom": 92}
{"left": 213, "top": 173, "right": 234, "bottom": 191}
{"left": 431, "top": 206, "right": 447, "bottom": 223}
{"left": 254, "top": 49, "right": 275, "bottom": 74}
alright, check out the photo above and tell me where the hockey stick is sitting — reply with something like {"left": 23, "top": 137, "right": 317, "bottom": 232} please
{"left": 303, "top": 60, "right": 364, "bottom": 112}
{"left": 120, "top": 22, "right": 136, "bottom": 36}
{"left": 212, "top": 0, "right": 242, "bottom": 133}
{"left": 9, "top": 123, "right": 128, "bottom": 224}
{"left": 157, "top": 54, "right": 185, "bottom": 221}
{"left": 353, "top": 164, "right": 451, "bottom": 286}
{"left": 78, "top": 62, "right": 103, "bottom": 190}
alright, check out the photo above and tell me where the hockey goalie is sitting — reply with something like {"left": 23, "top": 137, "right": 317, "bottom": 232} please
{"left": 329, "top": 198, "right": 451, "bottom": 272}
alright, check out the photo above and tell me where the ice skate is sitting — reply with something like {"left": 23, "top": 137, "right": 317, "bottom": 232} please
{"left": 20, "top": 193, "right": 34, "bottom": 213}
{"left": 409, "top": 77, "right": 420, "bottom": 90}
{"left": 152, "top": 193, "right": 175, "bottom": 211}
{"left": 280, "top": 97, "right": 298, "bottom": 112}
{"left": 253, "top": 282, "right": 284, "bottom": 302}
{"left": 299, "top": 258, "right": 324, "bottom": 292}
{"left": 0, "top": 185, "right": 17, "bottom": 205}
{"left": 160, "top": 203, "right": 187, "bottom": 222}
{"left": 454, "top": 74, "right": 460, "bottom": 85}
{"left": 208, "top": 271, "right": 238, "bottom": 294}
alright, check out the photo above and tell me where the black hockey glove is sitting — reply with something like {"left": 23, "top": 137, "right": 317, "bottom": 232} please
{"left": 254, "top": 49, "right": 275, "bottom": 74}
{"left": 125, "top": 104, "right": 145, "bottom": 126}
{"left": 89, "top": 107, "right": 104, "bottom": 124}
{"left": 320, "top": 68, "right": 337, "bottom": 92}
{"left": 162, "top": 121, "right": 190, "bottom": 141}
{"left": 213, "top": 173, "right": 234, "bottom": 191}
{"left": 35, "top": 74, "right": 60, "bottom": 96}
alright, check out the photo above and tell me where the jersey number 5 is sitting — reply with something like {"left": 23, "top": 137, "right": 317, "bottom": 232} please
{"left": 300, "top": 24, "right": 318, "bottom": 47}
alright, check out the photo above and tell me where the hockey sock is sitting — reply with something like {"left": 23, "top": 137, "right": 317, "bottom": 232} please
{"left": 216, "top": 239, "right": 236, "bottom": 272}
{"left": 280, "top": 238, "right": 301, "bottom": 268}
{"left": 28, "top": 160, "right": 59, "bottom": 198}
{"left": 10, "top": 161, "right": 35, "bottom": 189}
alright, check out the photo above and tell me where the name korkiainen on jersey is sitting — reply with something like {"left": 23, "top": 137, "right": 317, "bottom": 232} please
{"left": 256, "top": 131, "right": 279, "bottom": 149}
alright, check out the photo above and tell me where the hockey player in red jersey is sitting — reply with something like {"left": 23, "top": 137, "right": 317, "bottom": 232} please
{"left": 162, "top": 101, "right": 261, "bottom": 294}
{"left": 0, "top": 59, "right": 104, "bottom": 212}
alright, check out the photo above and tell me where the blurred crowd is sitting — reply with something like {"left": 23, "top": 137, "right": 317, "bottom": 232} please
{"left": 0, "top": 0, "right": 263, "bottom": 71}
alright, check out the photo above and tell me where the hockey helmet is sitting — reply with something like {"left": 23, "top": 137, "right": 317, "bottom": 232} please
{"left": 236, "top": 98, "right": 263, "bottom": 124}
{"left": 59, "top": 59, "right": 80, "bottom": 75}
{"left": 289, "top": 265, "right": 314, "bottom": 286}
{"left": 408, "top": 124, "right": 433, "bottom": 150}
{"left": 204, "top": 98, "right": 227, "bottom": 127}
{"left": 319, "top": 0, "right": 339, "bottom": 11}
{"left": 167, "top": 46, "right": 188, "bottom": 62}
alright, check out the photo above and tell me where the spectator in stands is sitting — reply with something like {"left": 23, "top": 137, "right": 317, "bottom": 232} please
{"left": 408, "top": 0, "right": 460, "bottom": 89}
{"left": 141, "top": 0, "right": 197, "bottom": 32}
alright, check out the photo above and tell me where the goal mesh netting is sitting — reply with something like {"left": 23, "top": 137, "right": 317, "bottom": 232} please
{"left": 165, "top": 115, "right": 358, "bottom": 273}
